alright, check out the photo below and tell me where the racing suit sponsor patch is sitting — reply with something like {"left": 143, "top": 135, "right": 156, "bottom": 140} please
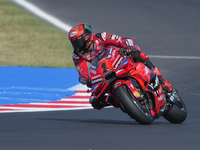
{"left": 101, "top": 32, "right": 107, "bottom": 41}
{"left": 72, "top": 54, "right": 80, "bottom": 59}
{"left": 125, "top": 39, "right": 134, "bottom": 46}
{"left": 114, "top": 57, "right": 124, "bottom": 69}
{"left": 92, "top": 78, "right": 103, "bottom": 84}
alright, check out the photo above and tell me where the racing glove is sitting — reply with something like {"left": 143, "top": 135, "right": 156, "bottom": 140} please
{"left": 131, "top": 49, "right": 149, "bottom": 62}
{"left": 79, "top": 76, "right": 92, "bottom": 88}
{"left": 86, "top": 78, "right": 92, "bottom": 88}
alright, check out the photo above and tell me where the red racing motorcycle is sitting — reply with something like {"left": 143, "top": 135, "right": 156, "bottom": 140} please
{"left": 89, "top": 47, "right": 187, "bottom": 125}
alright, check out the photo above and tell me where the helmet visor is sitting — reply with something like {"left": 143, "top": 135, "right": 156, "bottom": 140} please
{"left": 70, "top": 37, "right": 85, "bottom": 50}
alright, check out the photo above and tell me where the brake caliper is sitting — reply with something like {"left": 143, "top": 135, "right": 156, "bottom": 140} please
{"left": 166, "top": 89, "right": 178, "bottom": 103}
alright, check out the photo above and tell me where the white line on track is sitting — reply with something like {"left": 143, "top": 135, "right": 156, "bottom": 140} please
{"left": 60, "top": 98, "right": 90, "bottom": 101}
{"left": 29, "top": 103, "right": 91, "bottom": 106}
{"left": 149, "top": 55, "right": 200, "bottom": 60}
{"left": 73, "top": 93, "right": 91, "bottom": 96}
{"left": 12, "top": 0, "right": 200, "bottom": 60}
{"left": 12, "top": 0, "right": 71, "bottom": 32}
{"left": 0, "top": 107, "right": 93, "bottom": 113}
{"left": 0, "top": 86, "right": 69, "bottom": 92}
{"left": 0, "top": 97, "right": 50, "bottom": 101}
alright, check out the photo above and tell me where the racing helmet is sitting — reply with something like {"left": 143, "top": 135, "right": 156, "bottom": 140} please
{"left": 68, "top": 24, "right": 92, "bottom": 54}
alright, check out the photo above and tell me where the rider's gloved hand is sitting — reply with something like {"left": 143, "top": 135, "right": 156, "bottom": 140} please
{"left": 86, "top": 78, "right": 92, "bottom": 88}
{"left": 79, "top": 76, "right": 92, "bottom": 88}
{"left": 132, "top": 50, "right": 149, "bottom": 62}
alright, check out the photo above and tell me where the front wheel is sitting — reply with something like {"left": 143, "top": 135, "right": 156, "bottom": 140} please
{"left": 163, "top": 92, "right": 187, "bottom": 123}
{"left": 115, "top": 85, "right": 154, "bottom": 125}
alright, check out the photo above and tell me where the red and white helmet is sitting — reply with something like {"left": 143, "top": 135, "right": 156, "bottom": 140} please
{"left": 68, "top": 24, "right": 92, "bottom": 54}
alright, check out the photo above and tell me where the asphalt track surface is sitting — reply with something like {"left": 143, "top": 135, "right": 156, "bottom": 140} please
{"left": 1, "top": 0, "right": 200, "bottom": 149}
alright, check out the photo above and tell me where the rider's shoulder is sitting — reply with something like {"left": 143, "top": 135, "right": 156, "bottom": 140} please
{"left": 93, "top": 32, "right": 111, "bottom": 42}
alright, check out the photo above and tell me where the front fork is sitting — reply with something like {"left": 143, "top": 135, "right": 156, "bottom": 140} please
{"left": 165, "top": 89, "right": 178, "bottom": 103}
{"left": 164, "top": 89, "right": 179, "bottom": 111}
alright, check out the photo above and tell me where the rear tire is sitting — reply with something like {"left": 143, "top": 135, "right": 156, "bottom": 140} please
{"left": 163, "top": 94, "right": 187, "bottom": 123}
{"left": 115, "top": 85, "right": 153, "bottom": 125}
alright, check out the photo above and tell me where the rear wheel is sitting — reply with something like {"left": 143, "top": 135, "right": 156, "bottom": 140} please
{"left": 163, "top": 93, "right": 187, "bottom": 123}
{"left": 115, "top": 85, "right": 153, "bottom": 125}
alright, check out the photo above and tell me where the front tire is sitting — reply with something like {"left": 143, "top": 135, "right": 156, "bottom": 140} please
{"left": 115, "top": 85, "right": 154, "bottom": 125}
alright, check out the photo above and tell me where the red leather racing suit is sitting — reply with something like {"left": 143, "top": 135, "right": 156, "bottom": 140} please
{"left": 72, "top": 32, "right": 140, "bottom": 84}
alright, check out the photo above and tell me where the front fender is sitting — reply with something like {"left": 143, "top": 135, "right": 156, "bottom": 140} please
{"left": 113, "top": 80, "right": 141, "bottom": 99}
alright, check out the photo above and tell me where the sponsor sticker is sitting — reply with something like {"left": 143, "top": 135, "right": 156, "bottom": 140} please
{"left": 114, "top": 57, "right": 124, "bottom": 69}
{"left": 92, "top": 78, "right": 103, "bottom": 84}
{"left": 101, "top": 32, "right": 107, "bottom": 41}
{"left": 126, "top": 39, "right": 134, "bottom": 46}
{"left": 70, "top": 31, "right": 78, "bottom": 37}
{"left": 108, "top": 47, "right": 114, "bottom": 59}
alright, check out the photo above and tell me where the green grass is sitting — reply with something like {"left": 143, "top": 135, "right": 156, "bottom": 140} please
{"left": 0, "top": 0, "right": 74, "bottom": 68}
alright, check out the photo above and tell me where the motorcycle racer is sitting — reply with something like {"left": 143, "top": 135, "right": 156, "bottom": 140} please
{"left": 68, "top": 23, "right": 173, "bottom": 109}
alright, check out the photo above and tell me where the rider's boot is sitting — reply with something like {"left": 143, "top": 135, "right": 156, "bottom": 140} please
{"left": 107, "top": 96, "right": 120, "bottom": 108}
{"left": 92, "top": 101, "right": 110, "bottom": 110}
{"left": 144, "top": 59, "right": 173, "bottom": 93}
{"left": 90, "top": 94, "right": 121, "bottom": 110}
{"left": 153, "top": 67, "right": 173, "bottom": 93}
{"left": 89, "top": 94, "right": 110, "bottom": 110}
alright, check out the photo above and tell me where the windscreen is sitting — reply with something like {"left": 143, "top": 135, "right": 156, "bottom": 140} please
{"left": 91, "top": 47, "right": 111, "bottom": 67}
